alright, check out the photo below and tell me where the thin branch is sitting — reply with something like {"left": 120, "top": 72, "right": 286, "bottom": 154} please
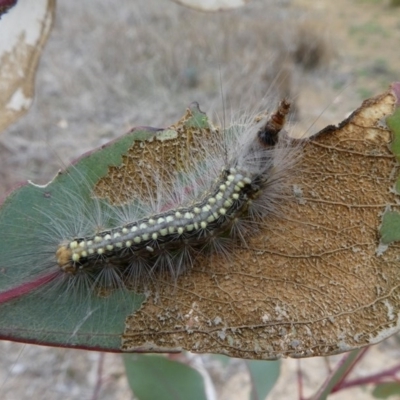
{"left": 308, "top": 349, "right": 365, "bottom": 400}
{"left": 297, "top": 359, "right": 305, "bottom": 400}
{"left": 91, "top": 352, "right": 105, "bottom": 400}
{"left": 331, "top": 347, "right": 370, "bottom": 391}
{"left": 334, "top": 363, "right": 400, "bottom": 391}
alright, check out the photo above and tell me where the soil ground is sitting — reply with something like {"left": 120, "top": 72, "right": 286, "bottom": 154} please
{"left": 1, "top": 0, "right": 400, "bottom": 399}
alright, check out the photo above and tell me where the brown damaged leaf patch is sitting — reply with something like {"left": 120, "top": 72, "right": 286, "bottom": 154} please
{"left": 121, "top": 89, "right": 400, "bottom": 359}
{"left": 95, "top": 104, "right": 214, "bottom": 204}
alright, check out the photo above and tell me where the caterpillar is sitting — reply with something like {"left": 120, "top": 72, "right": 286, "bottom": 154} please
{"left": 58, "top": 101, "right": 292, "bottom": 277}
{"left": 0, "top": 100, "right": 300, "bottom": 301}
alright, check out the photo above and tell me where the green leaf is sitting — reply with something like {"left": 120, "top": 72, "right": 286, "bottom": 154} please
{"left": 186, "top": 104, "right": 210, "bottom": 128}
{"left": 380, "top": 210, "right": 400, "bottom": 244}
{"left": 387, "top": 107, "right": 400, "bottom": 192}
{"left": 387, "top": 108, "right": 400, "bottom": 162}
{"left": 372, "top": 383, "right": 400, "bottom": 399}
{"left": 246, "top": 360, "right": 280, "bottom": 400}
{"left": 380, "top": 107, "right": 400, "bottom": 244}
{"left": 123, "top": 354, "right": 209, "bottom": 400}
{"left": 0, "top": 288, "right": 144, "bottom": 350}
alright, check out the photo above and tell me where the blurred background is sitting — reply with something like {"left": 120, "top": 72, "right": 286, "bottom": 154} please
{"left": 1, "top": 0, "right": 400, "bottom": 398}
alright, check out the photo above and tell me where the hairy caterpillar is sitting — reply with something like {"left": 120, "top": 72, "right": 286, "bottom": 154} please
{"left": 0, "top": 100, "right": 300, "bottom": 301}
{"left": 0, "top": 97, "right": 304, "bottom": 400}
{"left": 0, "top": 0, "right": 349, "bottom": 397}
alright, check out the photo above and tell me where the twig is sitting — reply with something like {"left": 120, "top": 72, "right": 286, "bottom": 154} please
{"left": 307, "top": 349, "right": 365, "bottom": 400}
{"left": 91, "top": 352, "right": 105, "bottom": 400}
{"left": 333, "top": 363, "right": 400, "bottom": 391}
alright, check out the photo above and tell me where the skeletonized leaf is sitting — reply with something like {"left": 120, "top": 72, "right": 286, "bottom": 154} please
{"left": 122, "top": 84, "right": 400, "bottom": 358}
{"left": 0, "top": 0, "right": 54, "bottom": 132}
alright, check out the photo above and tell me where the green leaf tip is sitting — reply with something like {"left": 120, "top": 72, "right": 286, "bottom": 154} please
{"left": 379, "top": 95, "right": 400, "bottom": 247}
{"left": 380, "top": 210, "right": 400, "bottom": 245}
{"left": 387, "top": 107, "right": 400, "bottom": 163}
{"left": 186, "top": 102, "right": 211, "bottom": 129}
